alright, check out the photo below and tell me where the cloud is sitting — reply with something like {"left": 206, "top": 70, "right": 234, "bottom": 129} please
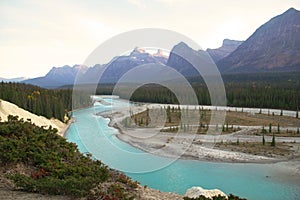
{"left": 127, "top": 0, "right": 146, "bottom": 9}
{"left": 1, "top": 0, "right": 300, "bottom": 78}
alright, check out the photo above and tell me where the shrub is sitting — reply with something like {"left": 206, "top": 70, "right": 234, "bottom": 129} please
{"left": 1, "top": 117, "right": 111, "bottom": 197}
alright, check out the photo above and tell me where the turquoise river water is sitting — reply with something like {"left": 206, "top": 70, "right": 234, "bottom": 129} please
{"left": 65, "top": 98, "right": 300, "bottom": 200}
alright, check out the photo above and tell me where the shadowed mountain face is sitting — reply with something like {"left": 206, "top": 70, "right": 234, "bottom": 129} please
{"left": 97, "top": 48, "right": 168, "bottom": 83}
{"left": 23, "top": 49, "right": 168, "bottom": 88}
{"left": 166, "top": 42, "right": 201, "bottom": 77}
{"left": 75, "top": 48, "right": 168, "bottom": 84}
{"left": 206, "top": 39, "right": 243, "bottom": 62}
{"left": 23, "top": 65, "right": 88, "bottom": 88}
{"left": 217, "top": 8, "right": 300, "bottom": 73}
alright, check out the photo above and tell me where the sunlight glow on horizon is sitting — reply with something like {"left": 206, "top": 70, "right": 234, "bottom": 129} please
{"left": 0, "top": 0, "right": 300, "bottom": 78}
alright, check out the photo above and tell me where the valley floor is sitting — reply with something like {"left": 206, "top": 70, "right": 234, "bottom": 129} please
{"left": 99, "top": 101, "right": 300, "bottom": 180}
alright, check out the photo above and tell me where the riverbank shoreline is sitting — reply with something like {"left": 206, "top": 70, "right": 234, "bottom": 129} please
{"left": 60, "top": 118, "right": 75, "bottom": 137}
{"left": 96, "top": 100, "right": 300, "bottom": 166}
{"left": 99, "top": 114, "right": 298, "bottom": 164}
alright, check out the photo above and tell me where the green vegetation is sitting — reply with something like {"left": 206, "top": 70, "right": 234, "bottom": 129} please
{"left": 0, "top": 116, "right": 138, "bottom": 199}
{"left": 125, "top": 106, "right": 241, "bottom": 134}
{"left": 215, "top": 141, "right": 292, "bottom": 158}
{"left": 0, "top": 82, "right": 90, "bottom": 121}
{"left": 271, "top": 133, "right": 276, "bottom": 147}
{"left": 96, "top": 72, "right": 300, "bottom": 110}
{"left": 126, "top": 105, "right": 300, "bottom": 136}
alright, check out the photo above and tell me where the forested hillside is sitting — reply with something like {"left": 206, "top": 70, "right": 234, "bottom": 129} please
{"left": 0, "top": 82, "right": 90, "bottom": 121}
{"left": 96, "top": 72, "right": 300, "bottom": 110}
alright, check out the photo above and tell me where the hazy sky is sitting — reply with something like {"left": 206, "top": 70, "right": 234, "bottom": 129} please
{"left": 1, "top": 0, "right": 300, "bottom": 78}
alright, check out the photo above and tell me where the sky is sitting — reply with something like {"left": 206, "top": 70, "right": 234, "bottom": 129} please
{"left": 1, "top": 0, "right": 300, "bottom": 78}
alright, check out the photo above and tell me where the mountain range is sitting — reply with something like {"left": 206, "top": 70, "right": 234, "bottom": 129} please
{"left": 0, "top": 77, "right": 28, "bottom": 83}
{"left": 23, "top": 48, "right": 168, "bottom": 87}
{"left": 23, "top": 65, "right": 88, "bottom": 88}
{"left": 20, "top": 7, "right": 300, "bottom": 88}
{"left": 217, "top": 7, "right": 300, "bottom": 73}
{"left": 206, "top": 39, "right": 243, "bottom": 62}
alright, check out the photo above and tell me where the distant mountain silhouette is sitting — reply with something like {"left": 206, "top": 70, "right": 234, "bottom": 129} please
{"left": 0, "top": 77, "right": 28, "bottom": 83}
{"left": 99, "top": 48, "right": 167, "bottom": 83}
{"left": 23, "top": 65, "right": 88, "bottom": 88}
{"left": 24, "top": 49, "right": 168, "bottom": 87}
{"left": 206, "top": 39, "right": 243, "bottom": 62}
{"left": 166, "top": 40, "right": 243, "bottom": 76}
{"left": 75, "top": 48, "right": 168, "bottom": 84}
{"left": 217, "top": 8, "right": 300, "bottom": 73}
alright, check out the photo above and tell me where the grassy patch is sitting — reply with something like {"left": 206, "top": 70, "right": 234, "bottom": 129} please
{"left": 215, "top": 141, "right": 293, "bottom": 158}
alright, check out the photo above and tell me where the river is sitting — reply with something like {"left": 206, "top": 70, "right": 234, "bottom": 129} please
{"left": 65, "top": 97, "right": 300, "bottom": 200}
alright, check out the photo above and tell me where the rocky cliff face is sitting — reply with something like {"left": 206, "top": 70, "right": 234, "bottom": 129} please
{"left": 90, "top": 48, "right": 168, "bottom": 83}
{"left": 217, "top": 8, "right": 300, "bottom": 73}
{"left": 166, "top": 42, "right": 202, "bottom": 77}
{"left": 207, "top": 39, "right": 243, "bottom": 62}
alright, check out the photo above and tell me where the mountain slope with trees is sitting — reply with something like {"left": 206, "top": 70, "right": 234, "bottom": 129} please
{"left": 96, "top": 72, "right": 300, "bottom": 110}
{"left": 0, "top": 82, "right": 90, "bottom": 121}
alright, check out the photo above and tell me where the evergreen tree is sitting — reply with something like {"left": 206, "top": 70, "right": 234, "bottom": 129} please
{"left": 262, "top": 133, "right": 265, "bottom": 145}
{"left": 269, "top": 123, "right": 272, "bottom": 133}
{"left": 166, "top": 106, "right": 171, "bottom": 123}
{"left": 0, "top": 82, "right": 82, "bottom": 121}
{"left": 277, "top": 124, "right": 280, "bottom": 133}
{"left": 134, "top": 117, "right": 137, "bottom": 125}
{"left": 261, "top": 126, "right": 266, "bottom": 133}
{"left": 271, "top": 133, "right": 276, "bottom": 147}
{"left": 145, "top": 118, "right": 149, "bottom": 127}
